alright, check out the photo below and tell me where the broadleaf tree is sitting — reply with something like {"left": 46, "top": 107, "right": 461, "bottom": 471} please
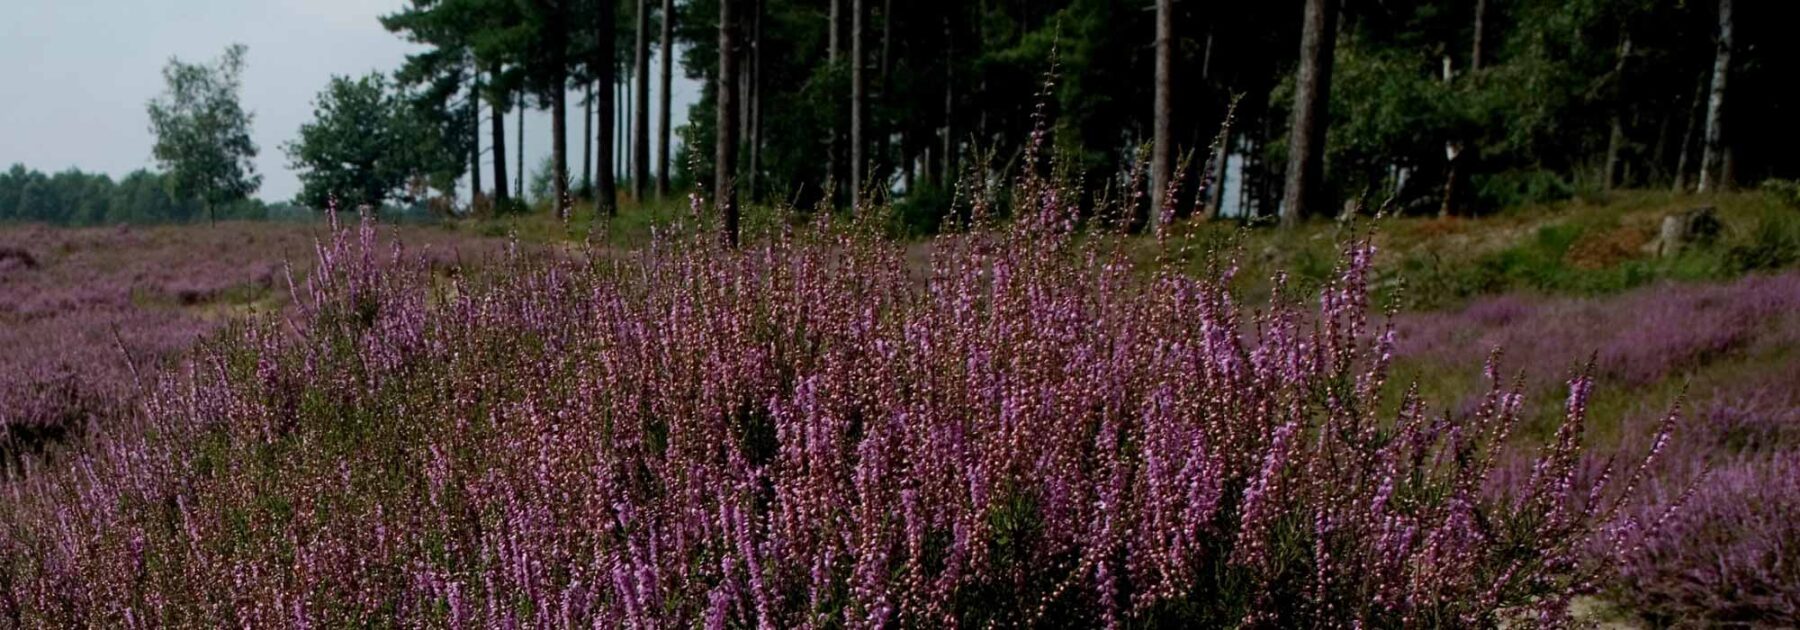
{"left": 146, "top": 44, "right": 261, "bottom": 221}
{"left": 286, "top": 73, "right": 447, "bottom": 210}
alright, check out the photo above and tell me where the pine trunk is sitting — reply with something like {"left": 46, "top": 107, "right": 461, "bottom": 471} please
{"left": 623, "top": 74, "right": 633, "bottom": 186}
{"left": 471, "top": 68, "right": 483, "bottom": 204}
{"left": 490, "top": 65, "right": 509, "bottom": 206}
{"left": 516, "top": 90, "right": 525, "bottom": 199}
{"left": 876, "top": 0, "right": 892, "bottom": 190}
{"left": 596, "top": 0, "right": 617, "bottom": 214}
{"left": 617, "top": 80, "right": 626, "bottom": 183}
{"left": 828, "top": 0, "right": 842, "bottom": 204}
{"left": 1673, "top": 70, "right": 1705, "bottom": 192}
{"left": 716, "top": 0, "right": 741, "bottom": 246}
{"left": 1603, "top": 35, "right": 1632, "bottom": 191}
{"left": 657, "top": 0, "right": 674, "bottom": 196}
{"left": 941, "top": 10, "right": 955, "bottom": 187}
{"left": 583, "top": 82, "right": 593, "bottom": 193}
{"left": 1471, "top": 0, "right": 1488, "bottom": 72}
{"left": 1698, "top": 0, "right": 1732, "bottom": 193}
{"left": 749, "top": 0, "right": 763, "bottom": 202}
{"left": 633, "top": 0, "right": 651, "bottom": 200}
{"left": 1282, "top": 0, "right": 1340, "bottom": 227}
{"left": 553, "top": 85, "right": 568, "bottom": 218}
{"left": 1151, "top": 0, "right": 1174, "bottom": 219}
{"left": 850, "top": 0, "right": 866, "bottom": 205}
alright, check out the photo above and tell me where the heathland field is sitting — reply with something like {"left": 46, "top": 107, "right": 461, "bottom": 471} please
{"left": 1, "top": 189, "right": 1796, "bottom": 626}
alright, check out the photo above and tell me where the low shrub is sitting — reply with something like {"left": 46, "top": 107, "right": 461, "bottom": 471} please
{"left": 1473, "top": 169, "right": 1575, "bottom": 211}
{"left": 0, "top": 204, "right": 1671, "bottom": 627}
{"left": 1611, "top": 453, "right": 1800, "bottom": 626}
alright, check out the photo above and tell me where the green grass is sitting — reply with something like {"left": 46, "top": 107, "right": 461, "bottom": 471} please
{"left": 1148, "top": 189, "right": 1800, "bottom": 310}
{"left": 423, "top": 188, "right": 1800, "bottom": 315}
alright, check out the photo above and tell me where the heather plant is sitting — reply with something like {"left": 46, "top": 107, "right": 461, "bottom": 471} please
{"left": 0, "top": 222, "right": 498, "bottom": 459}
{"left": 0, "top": 189, "right": 1674, "bottom": 627}
{"left": 1609, "top": 453, "right": 1800, "bottom": 625}
{"left": 1391, "top": 271, "right": 1800, "bottom": 624}
{"left": 1395, "top": 270, "right": 1800, "bottom": 394}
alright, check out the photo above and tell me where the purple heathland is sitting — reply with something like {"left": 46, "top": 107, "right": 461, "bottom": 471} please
{"left": 0, "top": 222, "right": 497, "bottom": 451}
{"left": 1395, "top": 271, "right": 1800, "bottom": 625}
{"left": 1395, "top": 272, "right": 1800, "bottom": 390}
{"left": 0, "top": 202, "right": 1669, "bottom": 627}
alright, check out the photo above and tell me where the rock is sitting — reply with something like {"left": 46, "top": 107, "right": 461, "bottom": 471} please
{"left": 1647, "top": 206, "right": 1721, "bottom": 258}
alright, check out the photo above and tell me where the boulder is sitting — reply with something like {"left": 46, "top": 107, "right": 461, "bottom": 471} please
{"left": 1647, "top": 206, "right": 1722, "bottom": 258}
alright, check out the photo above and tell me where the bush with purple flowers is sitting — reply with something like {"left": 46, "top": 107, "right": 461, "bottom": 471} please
{"left": 1611, "top": 453, "right": 1800, "bottom": 625}
{"left": 0, "top": 194, "right": 1673, "bottom": 627}
{"left": 0, "top": 221, "right": 499, "bottom": 459}
{"left": 1390, "top": 269, "right": 1800, "bottom": 625}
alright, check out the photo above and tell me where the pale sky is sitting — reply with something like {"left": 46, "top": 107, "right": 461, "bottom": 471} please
{"left": 0, "top": 0, "right": 700, "bottom": 204}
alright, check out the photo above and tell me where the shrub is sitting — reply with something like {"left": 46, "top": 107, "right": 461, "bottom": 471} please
{"left": 0, "top": 201, "right": 1676, "bottom": 627}
{"left": 1473, "top": 169, "right": 1575, "bottom": 211}
{"left": 1610, "top": 453, "right": 1800, "bottom": 626}
{"left": 889, "top": 182, "right": 954, "bottom": 238}
{"left": 0, "top": 222, "right": 501, "bottom": 459}
{"left": 1396, "top": 270, "right": 1800, "bottom": 393}
{"left": 1726, "top": 210, "right": 1800, "bottom": 273}
{"left": 1764, "top": 179, "right": 1800, "bottom": 209}
{"left": 1394, "top": 276, "right": 1800, "bottom": 625}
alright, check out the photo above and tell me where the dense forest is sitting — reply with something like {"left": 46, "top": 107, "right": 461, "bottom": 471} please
{"left": 0, "top": 166, "right": 272, "bottom": 225}
{"left": 372, "top": 0, "right": 1800, "bottom": 232}
{"left": 7, "top": 0, "right": 1796, "bottom": 232}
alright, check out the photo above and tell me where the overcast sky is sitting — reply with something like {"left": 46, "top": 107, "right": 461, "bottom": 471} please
{"left": 1, "top": 0, "right": 700, "bottom": 204}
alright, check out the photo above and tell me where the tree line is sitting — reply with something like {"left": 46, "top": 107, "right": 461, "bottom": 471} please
{"left": 10, "top": 0, "right": 1794, "bottom": 234}
{"left": 0, "top": 166, "right": 271, "bottom": 226}
{"left": 356, "top": 0, "right": 1794, "bottom": 242}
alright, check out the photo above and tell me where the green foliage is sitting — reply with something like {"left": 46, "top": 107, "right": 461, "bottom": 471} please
{"left": 145, "top": 44, "right": 261, "bottom": 218}
{"left": 1473, "top": 169, "right": 1577, "bottom": 209}
{"left": 1725, "top": 207, "right": 1800, "bottom": 273}
{"left": 1764, "top": 179, "right": 1800, "bottom": 209}
{"left": 286, "top": 73, "right": 451, "bottom": 210}
{"left": 0, "top": 164, "right": 265, "bottom": 226}
{"left": 527, "top": 153, "right": 559, "bottom": 207}
{"left": 1320, "top": 43, "right": 1455, "bottom": 194}
{"left": 1387, "top": 192, "right": 1800, "bottom": 308}
{"left": 888, "top": 182, "right": 952, "bottom": 238}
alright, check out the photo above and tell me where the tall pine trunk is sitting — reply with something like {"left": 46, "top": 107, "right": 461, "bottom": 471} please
{"left": 633, "top": 0, "right": 651, "bottom": 200}
{"left": 617, "top": 80, "right": 626, "bottom": 183}
{"left": 1471, "top": 0, "right": 1488, "bottom": 72}
{"left": 470, "top": 67, "right": 483, "bottom": 205}
{"left": 596, "top": 0, "right": 617, "bottom": 214}
{"left": 875, "top": 0, "right": 892, "bottom": 190}
{"left": 1281, "top": 0, "right": 1340, "bottom": 227}
{"left": 623, "top": 72, "right": 633, "bottom": 185}
{"left": 1698, "top": 0, "right": 1732, "bottom": 193}
{"left": 1151, "top": 0, "right": 1174, "bottom": 220}
{"left": 749, "top": 0, "right": 763, "bottom": 202}
{"left": 490, "top": 65, "right": 509, "bottom": 206}
{"left": 1439, "top": 55, "right": 1460, "bottom": 218}
{"left": 657, "top": 0, "right": 674, "bottom": 196}
{"left": 516, "top": 90, "right": 525, "bottom": 199}
{"left": 850, "top": 0, "right": 866, "bottom": 205}
{"left": 552, "top": 86, "right": 568, "bottom": 218}
{"left": 716, "top": 0, "right": 741, "bottom": 246}
{"left": 583, "top": 82, "right": 594, "bottom": 194}
{"left": 941, "top": 10, "right": 955, "bottom": 188}
{"left": 828, "top": 0, "right": 842, "bottom": 204}
{"left": 1603, "top": 35, "right": 1632, "bottom": 191}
